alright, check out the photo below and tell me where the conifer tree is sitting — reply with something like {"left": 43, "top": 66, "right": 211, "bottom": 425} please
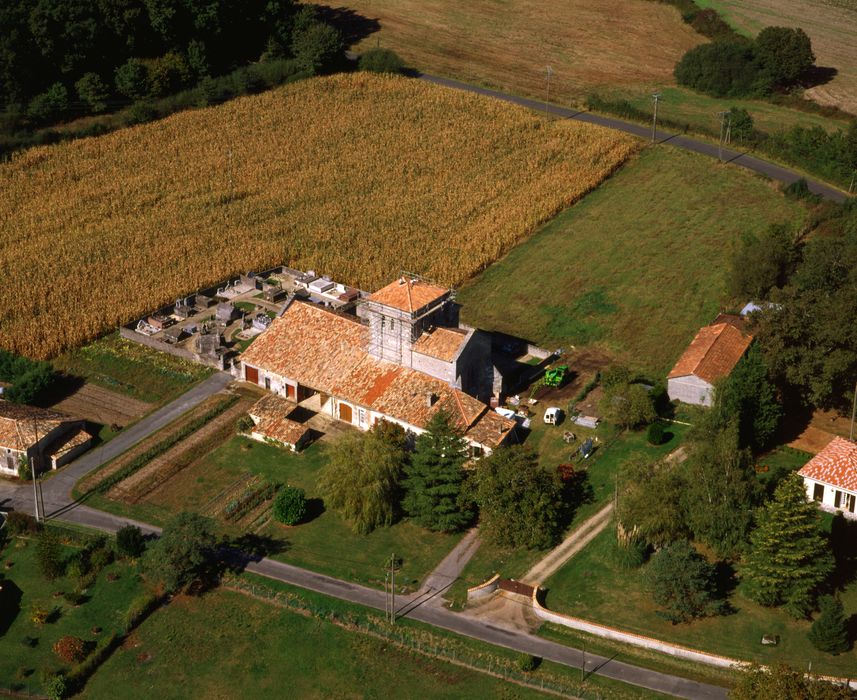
{"left": 808, "top": 595, "right": 850, "bottom": 654}
{"left": 403, "top": 410, "right": 471, "bottom": 532}
{"left": 743, "top": 473, "right": 834, "bottom": 617}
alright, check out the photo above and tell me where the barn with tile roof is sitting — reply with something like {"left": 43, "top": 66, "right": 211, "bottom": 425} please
{"left": 666, "top": 318, "right": 754, "bottom": 407}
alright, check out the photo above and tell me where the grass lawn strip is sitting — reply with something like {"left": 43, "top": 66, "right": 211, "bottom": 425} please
{"left": 84, "top": 570, "right": 670, "bottom": 699}
{"left": 541, "top": 526, "right": 857, "bottom": 677}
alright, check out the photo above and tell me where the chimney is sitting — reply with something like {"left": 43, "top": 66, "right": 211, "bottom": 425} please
{"left": 426, "top": 392, "right": 438, "bottom": 407}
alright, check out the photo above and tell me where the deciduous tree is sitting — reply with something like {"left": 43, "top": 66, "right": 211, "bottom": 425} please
{"left": 730, "top": 663, "right": 854, "bottom": 700}
{"left": 472, "top": 447, "right": 564, "bottom": 549}
{"left": 320, "top": 428, "right": 406, "bottom": 534}
{"left": 645, "top": 540, "right": 728, "bottom": 623}
{"left": 144, "top": 512, "right": 217, "bottom": 593}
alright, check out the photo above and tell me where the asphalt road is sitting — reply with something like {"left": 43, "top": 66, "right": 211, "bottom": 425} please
{"left": 418, "top": 73, "right": 849, "bottom": 203}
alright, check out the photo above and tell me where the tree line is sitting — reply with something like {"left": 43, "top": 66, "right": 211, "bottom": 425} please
{"left": 0, "top": 1, "right": 344, "bottom": 129}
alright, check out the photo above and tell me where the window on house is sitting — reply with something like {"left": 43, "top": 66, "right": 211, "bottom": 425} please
{"left": 844, "top": 492, "right": 856, "bottom": 513}
{"left": 390, "top": 319, "right": 395, "bottom": 331}
{"left": 813, "top": 483, "right": 824, "bottom": 502}
{"left": 834, "top": 490, "right": 843, "bottom": 508}
{"left": 264, "top": 377, "right": 271, "bottom": 390}
{"left": 358, "top": 408, "right": 366, "bottom": 426}
{"left": 470, "top": 445, "right": 483, "bottom": 459}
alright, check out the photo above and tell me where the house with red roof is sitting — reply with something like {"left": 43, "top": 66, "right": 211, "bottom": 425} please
{"left": 666, "top": 316, "right": 753, "bottom": 407}
{"left": 798, "top": 436, "right": 857, "bottom": 518}
{"left": 240, "top": 276, "right": 515, "bottom": 456}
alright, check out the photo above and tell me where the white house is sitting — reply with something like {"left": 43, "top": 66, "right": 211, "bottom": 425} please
{"left": 667, "top": 316, "right": 753, "bottom": 407}
{"left": 798, "top": 436, "right": 857, "bottom": 518}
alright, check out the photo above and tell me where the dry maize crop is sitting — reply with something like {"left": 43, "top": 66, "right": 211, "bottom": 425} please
{"left": 0, "top": 73, "right": 638, "bottom": 359}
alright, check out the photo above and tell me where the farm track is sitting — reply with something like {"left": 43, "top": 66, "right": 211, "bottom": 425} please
{"left": 112, "top": 398, "right": 254, "bottom": 504}
{"left": 77, "top": 393, "right": 230, "bottom": 494}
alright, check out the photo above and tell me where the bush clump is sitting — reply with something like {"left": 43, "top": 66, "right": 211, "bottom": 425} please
{"left": 517, "top": 653, "right": 541, "bottom": 673}
{"left": 359, "top": 48, "right": 405, "bottom": 74}
{"left": 53, "top": 636, "right": 86, "bottom": 664}
{"left": 273, "top": 486, "right": 307, "bottom": 525}
{"left": 647, "top": 423, "right": 665, "bottom": 445}
{"left": 116, "top": 525, "right": 146, "bottom": 559}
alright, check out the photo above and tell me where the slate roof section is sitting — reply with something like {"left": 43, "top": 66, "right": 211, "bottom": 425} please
{"left": 0, "top": 400, "right": 69, "bottom": 452}
{"left": 413, "top": 327, "right": 468, "bottom": 362}
{"left": 241, "top": 301, "right": 514, "bottom": 449}
{"left": 799, "top": 436, "right": 857, "bottom": 493}
{"left": 368, "top": 276, "right": 448, "bottom": 314}
{"left": 668, "top": 322, "right": 753, "bottom": 385}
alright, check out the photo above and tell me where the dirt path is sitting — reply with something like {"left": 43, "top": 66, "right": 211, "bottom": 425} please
{"left": 522, "top": 502, "right": 614, "bottom": 585}
{"left": 419, "top": 528, "right": 481, "bottom": 601}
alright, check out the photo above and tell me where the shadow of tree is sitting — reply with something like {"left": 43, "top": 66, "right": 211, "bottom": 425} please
{"left": 316, "top": 6, "right": 382, "bottom": 47}
{"left": 0, "top": 578, "right": 22, "bottom": 636}
{"left": 799, "top": 65, "right": 838, "bottom": 89}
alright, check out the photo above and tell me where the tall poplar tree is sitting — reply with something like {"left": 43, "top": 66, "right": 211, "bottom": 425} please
{"left": 743, "top": 473, "right": 834, "bottom": 617}
{"left": 402, "top": 410, "right": 471, "bottom": 532}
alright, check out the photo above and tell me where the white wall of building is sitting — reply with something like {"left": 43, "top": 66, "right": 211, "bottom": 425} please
{"left": 667, "top": 375, "right": 713, "bottom": 407}
{"left": 803, "top": 477, "right": 857, "bottom": 518}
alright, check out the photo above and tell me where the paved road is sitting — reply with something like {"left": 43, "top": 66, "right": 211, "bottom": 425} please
{"left": 0, "top": 371, "right": 234, "bottom": 519}
{"left": 418, "top": 73, "right": 849, "bottom": 203}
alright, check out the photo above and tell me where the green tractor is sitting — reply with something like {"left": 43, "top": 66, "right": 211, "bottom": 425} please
{"left": 543, "top": 365, "right": 568, "bottom": 388}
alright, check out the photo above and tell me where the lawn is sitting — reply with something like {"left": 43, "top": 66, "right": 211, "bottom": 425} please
{"left": 0, "top": 530, "right": 144, "bottom": 692}
{"left": 602, "top": 84, "right": 851, "bottom": 138}
{"left": 457, "top": 146, "right": 807, "bottom": 376}
{"left": 53, "top": 333, "right": 212, "bottom": 405}
{"left": 541, "top": 527, "right": 857, "bottom": 677}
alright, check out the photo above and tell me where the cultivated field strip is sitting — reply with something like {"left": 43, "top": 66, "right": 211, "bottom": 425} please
{"left": 110, "top": 398, "right": 253, "bottom": 503}
{"left": 77, "top": 393, "right": 233, "bottom": 493}
{"left": 0, "top": 73, "right": 637, "bottom": 358}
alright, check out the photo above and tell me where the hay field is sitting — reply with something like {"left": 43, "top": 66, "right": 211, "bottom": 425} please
{"left": 318, "top": 0, "right": 701, "bottom": 102}
{"left": 698, "top": 0, "right": 857, "bottom": 114}
{"left": 0, "top": 73, "right": 637, "bottom": 358}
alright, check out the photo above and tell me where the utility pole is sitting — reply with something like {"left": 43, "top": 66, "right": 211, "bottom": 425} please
{"left": 385, "top": 553, "right": 397, "bottom": 624}
{"left": 31, "top": 415, "right": 41, "bottom": 522}
{"left": 544, "top": 65, "right": 553, "bottom": 117}
{"left": 717, "top": 110, "right": 731, "bottom": 162}
{"left": 650, "top": 92, "right": 662, "bottom": 144}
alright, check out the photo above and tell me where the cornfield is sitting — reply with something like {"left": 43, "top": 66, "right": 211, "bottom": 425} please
{"left": 0, "top": 73, "right": 637, "bottom": 359}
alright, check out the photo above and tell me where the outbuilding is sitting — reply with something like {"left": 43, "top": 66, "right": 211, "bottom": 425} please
{"left": 798, "top": 436, "right": 857, "bottom": 518}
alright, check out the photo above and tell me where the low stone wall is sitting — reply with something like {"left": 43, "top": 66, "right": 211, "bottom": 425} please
{"left": 119, "top": 327, "right": 226, "bottom": 370}
{"left": 526, "top": 344, "right": 551, "bottom": 360}
{"left": 466, "top": 574, "right": 500, "bottom": 602}
{"left": 531, "top": 588, "right": 741, "bottom": 669}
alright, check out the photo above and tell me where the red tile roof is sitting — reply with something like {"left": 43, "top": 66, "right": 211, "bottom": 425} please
{"left": 0, "top": 400, "right": 70, "bottom": 451}
{"left": 368, "top": 276, "right": 448, "bottom": 314}
{"left": 668, "top": 322, "right": 753, "bottom": 385}
{"left": 241, "top": 301, "right": 514, "bottom": 449}
{"left": 798, "top": 436, "right": 857, "bottom": 492}
{"left": 413, "top": 327, "right": 468, "bottom": 362}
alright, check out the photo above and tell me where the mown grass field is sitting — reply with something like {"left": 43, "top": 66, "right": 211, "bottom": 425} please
{"left": 0, "top": 533, "right": 143, "bottom": 690}
{"left": 84, "top": 589, "right": 553, "bottom": 700}
{"left": 457, "top": 146, "right": 807, "bottom": 376}
{"left": 542, "top": 527, "right": 857, "bottom": 677}
{"left": 319, "top": 0, "right": 700, "bottom": 98}
{"left": 0, "top": 73, "right": 636, "bottom": 359}
{"left": 696, "top": 0, "right": 857, "bottom": 114}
